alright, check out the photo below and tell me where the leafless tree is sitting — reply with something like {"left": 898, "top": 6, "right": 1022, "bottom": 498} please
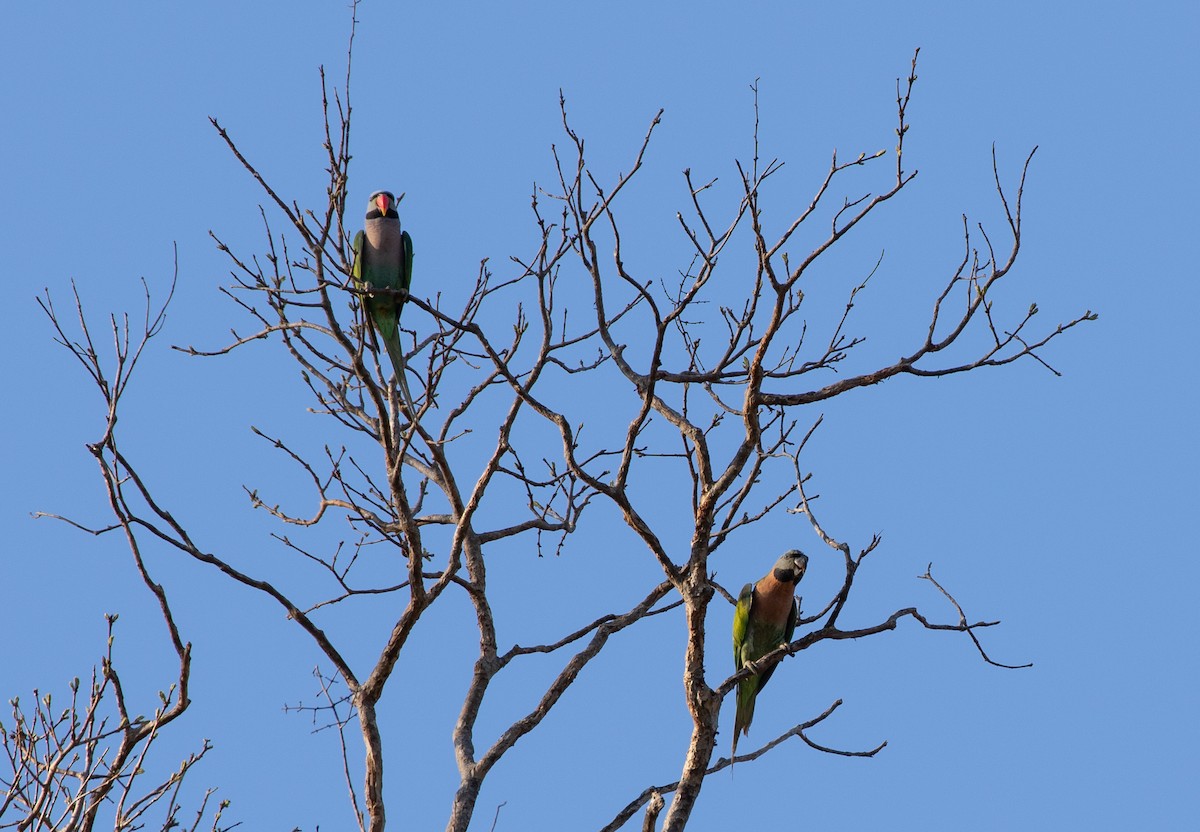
{"left": 4, "top": 439, "right": 232, "bottom": 831}
{"left": 12, "top": 13, "right": 1094, "bottom": 831}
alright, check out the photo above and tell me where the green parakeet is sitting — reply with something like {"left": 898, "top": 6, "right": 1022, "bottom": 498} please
{"left": 731, "top": 549, "right": 808, "bottom": 761}
{"left": 352, "top": 190, "right": 415, "bottom": 414}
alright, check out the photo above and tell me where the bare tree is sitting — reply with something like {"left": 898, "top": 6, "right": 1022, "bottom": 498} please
{"left": 0, "top": 620, "right": 231, "bottom": 832}
{"left": 4, "top": 275, "right": 232, "bottom": 831}
{"left": 13, "top": 17, "right": 1094, "bottom": 832}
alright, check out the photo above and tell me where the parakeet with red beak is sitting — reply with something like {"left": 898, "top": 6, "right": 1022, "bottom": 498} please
{"left": 731, "top": 549, "right": 808, "bottom": 760}
{"left": 352, "top": 190, "right": 415, "bottom": 412}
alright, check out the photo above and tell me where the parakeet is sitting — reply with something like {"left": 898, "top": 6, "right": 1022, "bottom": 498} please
{"left": 352, "top": 190, "right": 415, "bottom": 414}
{"left": 731, "top": 549, "right": 808, "bottom": 761}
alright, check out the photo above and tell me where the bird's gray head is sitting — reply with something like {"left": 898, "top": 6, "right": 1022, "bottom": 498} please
{"left": 366, "top": 190, "right": 400, "bottom": 220}
{"left": 772, "top": 549, "right": 808, "bottom": 584}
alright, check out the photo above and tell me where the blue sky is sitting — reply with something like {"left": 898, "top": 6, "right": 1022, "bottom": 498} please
{"left": 2, "top": 2, "right": 1197, "bottom": 830}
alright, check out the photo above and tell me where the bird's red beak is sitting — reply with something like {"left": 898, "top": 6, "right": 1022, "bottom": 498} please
{"left": 375, "top": 193, "right": 391, "bottom": 214}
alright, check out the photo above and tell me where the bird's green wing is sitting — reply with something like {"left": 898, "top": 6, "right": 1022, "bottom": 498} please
{"left": 784, "top": 597, "right": 798, "bottom": 644}
{"left": 732, "top": 581, "right": 759, "bottom": 758}
{"left": 351, "top": 230, "right": 365, "bottom": 290}
{"left": 400, "top": 230, "right": 414, "bottom": 297}
{"left": 733, "top": 582, "right": 754, "bottom": 671}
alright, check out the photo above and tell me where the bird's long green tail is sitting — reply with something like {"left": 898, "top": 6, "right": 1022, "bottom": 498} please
{"left": 381, "top": 332, "right": 417, "bottom": 420}
{"left": 731, "top": 676, "right": 757, "bottom": 769}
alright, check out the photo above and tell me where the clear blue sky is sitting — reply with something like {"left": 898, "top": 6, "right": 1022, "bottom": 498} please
{"left": 2, "top": 2, "right": 1196, "bottom": 829}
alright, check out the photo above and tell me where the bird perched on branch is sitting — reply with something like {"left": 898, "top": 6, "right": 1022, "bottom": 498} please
{"left": 731, "top": 549, "right": 808, "bottom": 762}
{"left": 352, "top": 189, "right": 415, "bottom": 415}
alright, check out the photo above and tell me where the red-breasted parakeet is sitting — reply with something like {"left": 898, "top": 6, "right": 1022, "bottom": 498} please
{"left": 352, "top": 190, "right": 415, "bottom": 413}
{"left": 731, "top": 549, "right": 808, "bottom": 760}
